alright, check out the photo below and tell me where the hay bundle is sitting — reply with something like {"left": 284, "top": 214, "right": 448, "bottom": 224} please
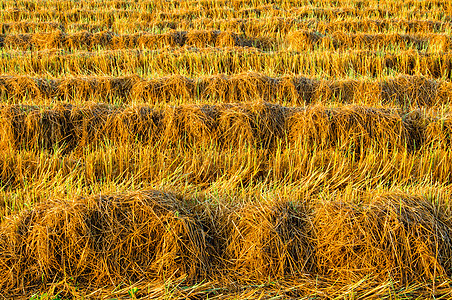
{"left": 3, "top": 33, "right": 31, "bottom": 49}
{"left": 0, "top": 105, "right": 31, "bottom": 150}
{"left": 217, "top": 31, "right": 242, "bottom": 47}
{"left": 100, "top": 75, "right": 138, "bottom": 100}
{"left": 56, "top": 76, "right": 136, "bottom": 101}
{"left": 244, "top": 102, "right": 288, "bottom": 149}
{"left": 402, "top": 109, "right": 429, "bottom": 150}
{"left": 380, "top": 75, "right": 441, "bottom": 106}
{"left": 199, "top": 73, "right": 230, "bottom": 101}
{"left": 186, "top": 30, "right": 219, "bottom": 47}
{"left": 228, "top": 72, "right": 276, "bottom": 102}
{"left": 2, "top": 21, "right": 62, "bottom": 33}
{"left": 30, "top": 31, "right": 64, "bottom": 49}
{"left": 0, "top": 190, "right": 209, "bottom": 294}
{"left": 114, "top": 105, "right": 163, "bottom": 144}
{"left": 424, "top": 113, "right": 452, "bottom": 148}
{"left": 69, "top": 103, "right": 117, "bottom": 149}
{"left": 111, "top": 33, "right": 134, "bottom": 49}
{"left": 162, "top": 104, "right": 220, "bottom": 145}
{"left": 287, "top": 30, "right": 323, "bottom": 50}
{"left": 133, "top": 75, "right": 195, "bottom": 102}
{"left": 64, "top": 31, "right": 93, "bottom": 50}
{"left": 330, "top": 31, "right": 352, "bottom": 49}
{"left": 0, "top": 75, "right": 46, "bottom": 99}
{"left": 320, "top": 78, "right": 364, "bottom": 103}
{"left": 202, "top": 73, "right": 273, "bottom": 103}
{"left": 428, "top": 34, "right": 451, "bottom": 52}
{"left": 2, "top": 103, "right": 121, "bottom": 151}
{"left": 56, "top": 77, "right": 97, "bottom": 101}
{"left": 91, "top": 31, "right": 114, "bottom": 48}
{"left": 277, "top": 76, "right": 318, "bottom": 104}
{"left": 288, "top": 105, "right": 409, "bottom": 151}
{"left": 23, "top": 104, "right": 73, "bottom": 150}
{"left": 397, "top": 34, "right": 426, "bottom": 49}
{"left": 33, "top": 78, "right": 56, "bottom": 98}
{"left": 135, "top": 31, "right": 182, "bottom": 49}
{"left": 351, "top": 33, "right": 383, "bottom": 49}
{"left": 314, "top": 193, "right": 452, "bottom": 283}
{"left": 222, "top": 201, "right": 313, "bottom": 281}
{"left": 437, "top": 81, "right": 452, "bottom": 105}
{"left": 216, "top": 103, "right": 256, "bottom": 147}
{"left": 215, "top": 102, "right": 287, "bottom": 148}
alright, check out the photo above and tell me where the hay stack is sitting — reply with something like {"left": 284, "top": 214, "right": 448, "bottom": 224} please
{"left": 186, "top": 30, "right": 221, "bottom": 47}
{"left": 314, "top": 193, "right": 452, "bottom": 283}
{"left": 221, "top": 201, "right": 314, "bottom": 281}
{"left": 287, "top": 105, "right": 410, "bottom": 151}
{"left": 380, "top": 75, "right": 441, "bottom": 107}
{"left": 428, "top": 34, "right": 452, "bottom": 52}
{"left": 1, "top": 30, "right": 271, "bottom": 51}
{"left": 0, "top": 102, "right": 435, "bottom": 152}
{"left": 132, "top": 74, "right": 195, "bottom": 102}
{"left": 287, "top": 30, "right": 324, "bottom": 51}
{"left": 162, "top": 104, "right": 219, "bottom": 145}
{"left": 216, "top": 102, "right": 287, "bottom": 148}
{"left": 0, "top": 73, "right": 450, "bottom": 106}
{"left": 0, "top": 190, "right": 208, "bottom": 294}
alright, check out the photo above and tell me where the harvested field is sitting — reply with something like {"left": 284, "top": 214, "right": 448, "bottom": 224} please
{"left": 1, "top": 31, "right": 451, "bottom": 52}
{"left": 0, "top": 102, "right": 440, "bottom": 152}
{"left": 2, "top": 6, "right": 451, "bottom": 24}
{"left": 3, "top": 49, "right": 452, "bottom": 80}
{"left": 4, "top": 18, "right": 452, "bottom": 35}
{"left": 0, "top": 0, "right": 450, "bottom": 11}
{"left": 0, "top": 30, "right": 275, "bottom": 51}
{"left": 3, "top": 0, "right": 452, "bottom": 298}
{"left": 0, "top": 74, "right": 450, "bottom": 107}
{"left": 1, "top": 190, "right": 452, "bottom": 298}
{"left": 288, "top": 31, "right": 452, "bottom": 51}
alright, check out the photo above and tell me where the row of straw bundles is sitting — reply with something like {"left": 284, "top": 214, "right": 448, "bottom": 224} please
{"left": 0, "top": 30, "right": 273, "bottom": 50}
{"left": 1, "top": 102, "right": 442, "bottom": 152}
{"left": 288, "top": 30, "right": 452, "bottom": 52}
{"left": 1, "top": 190, "right": 451, "bottom": 296}
{"left": 0, "top": 74, "right": 450, "bottom": 106}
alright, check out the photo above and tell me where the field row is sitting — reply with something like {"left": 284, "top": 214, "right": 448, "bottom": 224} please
{"left": 1, "top": 102, "right": 448, "bottom": 153}
{"left": 2, "top": 18, "right": 451, "bottom": 35}
{"left": 1, "top": 189, "right": 451, "bottom": 297}
{"left": 0, "top": 30, "right": 272, "bottom": 51}
{"left": 1, "top": 30, "right": 450, "bottom": 52}
{"left": 0, "top": 74, "right": 448, "bottom": 106}
{"left": 2, "top": 0, "right": 449, "bottom": 11}
{"left": 1, "top": 7, "right": 449, "bottom": 23}
{"left": 2, "top": 127, "right": 451, "bottom": 209}
{"left": 289, "top": 31, "right": 452, "bottom": 51}
{"left": 3, "top": 48, "right": 451, "bottom": 79}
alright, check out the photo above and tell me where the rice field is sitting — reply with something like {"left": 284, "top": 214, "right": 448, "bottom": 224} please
{"left": 2, "top": 0, "right": 452, "bottom": 299}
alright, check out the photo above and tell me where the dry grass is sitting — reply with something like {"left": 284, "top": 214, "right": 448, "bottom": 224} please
{"left": 1, "top": 190, "right": 452, "bottom": 298}
{"left": 0, "top": 102, "right": 437, "bottom": 152}
{"left": 1, "top": 73, "right": 451, "bottom": 107}
{"left": 315, "top": 193, "right": 452, "bottom": 283}
{"left": 3, "top": 0, "right": 452, "bottom": 298}
{"left": 0, "top": 190, "right": 208, "bottom": 296}
{"left": 288, "top": 31, "right": 451, "bottom": 51}
{"left": 220, "top": 200, "right": 314, "bottom": 282}
{"left": 4, "top": 48, "right": 452, "bottom": 80}
{"left": 1, "top": 0, "right": 450, "bottom": 12}
{"left": 1, "top": 5, "right": 451, "bottom": 28}
{"left": 2, "top": 30, "right": 451, "bottom": 52}
{"left": 0, "top": 30, "right": 274, "bottom": 51}
{"left": 4, "top": 18, "right": 451, "bottom": 36}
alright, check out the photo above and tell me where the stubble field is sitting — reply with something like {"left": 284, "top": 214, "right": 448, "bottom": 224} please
{"left": 1, "top": 0, "right": 452, "bottom": 299}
